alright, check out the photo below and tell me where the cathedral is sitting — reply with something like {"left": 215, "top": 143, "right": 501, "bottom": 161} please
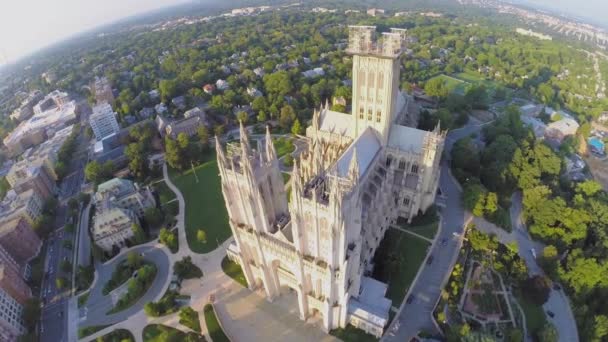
{"left": 218, "top": 26, "right": 446, "bottom": 337}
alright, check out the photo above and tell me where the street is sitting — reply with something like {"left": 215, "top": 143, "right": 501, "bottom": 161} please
{"left": 384, "top": 123, "right": 483, "bottom": 341}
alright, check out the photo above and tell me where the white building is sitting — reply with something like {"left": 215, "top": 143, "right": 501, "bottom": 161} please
{"left": 0, "top": 286, "right": 26, "bottom": 342}
{"left": 216, "top": 79, "right": 230, "bottom": 91}
{"left": 92, "top": 178, "right": 155, "bottom": 251}
{"left": 90, "top": 102, "right": 120, "bottom": 141}
{"left": 218, "top": 26, "right": 444, "bottom": 338}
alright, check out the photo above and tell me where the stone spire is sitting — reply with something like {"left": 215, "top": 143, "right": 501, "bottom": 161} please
{"left": 215, "top": 135, "right": 225, "bottom": 166}
{"left": 265, "top": 125, "right": 276, "bottom": 162}
{"left": 348, "top": 147, "right": 360, "bottom": 182}
{"left": 434, "top": 120, "right": 441, "bottom": 134}
{"left": 239, "top": 120, "right": 251, "bottom": 153}
{"left": 291, "top": 159, "right": 303, "bottom": 199}
{"left": 313, "top": 139, "right": 323, "bottom": 174}
{"left": 312, "top": 108, "right": 320, "bottom": 131}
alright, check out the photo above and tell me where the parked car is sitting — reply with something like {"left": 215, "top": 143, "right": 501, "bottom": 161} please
{"left": 406, "top": 295, "right": 415, "bottom": 304}
{"left": 426, "top": 255, "right": 434, "bottom": 265}
{"left": 547, "top": 310, "right": 555, "bottom": 318}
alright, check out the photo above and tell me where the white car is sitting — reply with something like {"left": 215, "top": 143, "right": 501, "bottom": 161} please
{"left": 530, "top": 248, "right": 537, "bottom": 259}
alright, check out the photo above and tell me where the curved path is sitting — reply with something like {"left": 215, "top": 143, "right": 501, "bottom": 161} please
{"left": 80, "top": 243, "right": 172, "bottom": 327}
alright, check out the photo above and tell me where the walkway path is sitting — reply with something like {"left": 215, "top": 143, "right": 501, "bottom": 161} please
{"left": 391, "top": 225, "right": 434, "bottom": 243}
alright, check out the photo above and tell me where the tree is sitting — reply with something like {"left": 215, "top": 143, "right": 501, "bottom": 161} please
{"left": 144, "top": 207, "right": 163, "bottom": 227}
{"left": 131, "top": 223, "right": 146, "bottom": 244}
{"left": 85, "top": 161, "right": 102, "bottom": 184}
{"left": 159, "top": 79, "right": 178, "bottom": 103}
{"left": 22, "top": 299, "right": 40, "bottom": 330}
{"left": 538, "top": 322, "right": 558, "bottom": 342}
{"left": 60, "top": 260, "right": 72, "bottom": 273}
{"left": 62, "top": 239, "right": 73, "bottom": 250}
{"left": 165, "top": 137, "right": 183, "bottom": 170}
{"left": 279, "top": 105, "right": 296, "bottom": 130}
{"left": 257, "top": 110, "right": 267, "bottom": 123}
{"left": 159, "top": 228, "right": 177, "bottom": 251}
{"left": 263, "top": 71, "right": 293, "bottom": 97}
{"left": 197, "top": 126, "right": 209, "bottom": 145}
{"left": 127, "top": 251, "right": 142, "bottom": 269}
{"left": 291, "top": 118, "right": 303, "bottom": 135}
{"left": 237, "top": 111, "right": 249, "bottom": 124}
{"left": 56, "top": 277, "right": 67, "bottom": 289}
{"left": 197, "top": 229, "right": 207, "bottom": 243}
{"left": 424, "top": 78, "right": 448, "bottom": 100}
{"left": 521, "top": 275, "right": 551, "bottom": 305}
{"left": 174, "top": 256, "right": 203, "bottom": 279}
{"left": 125, "top": 142, "right": 149, "bottom": 180}
{"left": 463, "top": 182, "right": 487, "bottom": 217}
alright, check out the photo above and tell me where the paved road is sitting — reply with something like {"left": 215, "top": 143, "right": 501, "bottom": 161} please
{"left": 384, "top": 123, "right": 484, "bottom": 341}
{"left": 510, "top": 192, "right": 579, "bottom": 342}
{"left": 80, "top": 243, "right": 171, "bottom": 327}
{"left": 76, "top": 203, "right": 92, "bottom": 267}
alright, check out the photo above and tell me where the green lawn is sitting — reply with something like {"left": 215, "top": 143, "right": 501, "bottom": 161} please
{"left": 273, "top": 137, "right": 295, "bottom": 157}
{"left": 95, "top": 329, "right": 134, "bottom": 342}
{"left": 401, "top": 222, "right": 439, "bottom": 240}
{"left": 204, "top": 304, "right": 230, "bottom": 342}
{"left": 428, "top": 74, "right": 469, "bottom": 94}
{"left": 453, "top": 71, "right": 514, "bottom": 100}
{"left": 169, "top": 158, "right": 231, "bottom": 253}
{"left": 78, "top": 325, "right": 110, "bottom": 339}
{"left": 330, "top": 324, "right": 378, "bottom": 342}
{"left": 142, "top": 324, "right": 205, "bottom": 342}
{"left": 221, "top": 256, "right": 248, "bottom": 287}
{"left": 516, "top": 294, "right": 547, "bottom": 335}
{"left": 372, "top": 228, "right": 430, "bottom": 304}
{"left": 153, "top": 180, "right": 176, "bottom": 205}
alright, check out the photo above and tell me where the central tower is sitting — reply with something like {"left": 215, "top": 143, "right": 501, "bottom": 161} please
{"left": 347, "top": 26, "right": 407, "bottom": 144}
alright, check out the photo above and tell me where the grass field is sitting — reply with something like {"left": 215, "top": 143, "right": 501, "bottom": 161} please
{"left": 221, "top": 256, "right": 248, "bottom": 287}
{"left": 428, "top": 71, "right": 514, "bottom": 102}
{"left": 330, "top": 324, "right": 378, "bottom": 342}
{"left": 142, "top": 324, "right": 205, "bottom": 342}
{"left": 169, "top": 157, "right": 231, "bottom": 253}
{"left": 401, "top": 221, "right": 439, "bottom": 240}
{"left": 204, "top": 304, "right": 230, "bottom": 342}
{"left": 428, "top": 74, "right": 470, "bottom": 94}
{"left": 372, "top": 228, "right": 430, "bottom": 304}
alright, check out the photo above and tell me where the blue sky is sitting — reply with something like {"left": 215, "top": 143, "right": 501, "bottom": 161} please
{"left": 0, "top": 0, "right": 189, "bottom": 63}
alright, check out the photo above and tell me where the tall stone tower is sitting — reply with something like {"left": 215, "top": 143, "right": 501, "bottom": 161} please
{"left": 347, "top": 26, "right": 407, "bottom": 144}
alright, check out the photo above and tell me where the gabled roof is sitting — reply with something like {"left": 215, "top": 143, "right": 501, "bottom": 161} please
{"left": 319, "top": 109, "right": 355, "bottom": 138}
{"left": 335, "top": 127, "right": 381, "bottom": 180}
{"left": 387, "top": 124, "right": 428, "bottom": 154}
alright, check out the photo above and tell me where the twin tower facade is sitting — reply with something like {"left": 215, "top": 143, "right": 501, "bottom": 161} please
{"left": 217, "top": 26, "right": 445, "bottom": 337}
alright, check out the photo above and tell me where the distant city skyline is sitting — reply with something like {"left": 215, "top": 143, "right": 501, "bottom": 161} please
{"left": 511, "top": 0, "right": 608, "bottom": 27}
{"left": 0, "top": 0, "right": 190, "bottom": 64}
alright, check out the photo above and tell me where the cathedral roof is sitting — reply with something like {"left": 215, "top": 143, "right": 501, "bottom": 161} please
{"left": 335, "top": 127, "right": 380, "bottom": 180}
{"left": 319, "top": 109, "right": 356, "bottom": 138}
{"left": 387, "top": 124, "right": 428, "bottom": 153}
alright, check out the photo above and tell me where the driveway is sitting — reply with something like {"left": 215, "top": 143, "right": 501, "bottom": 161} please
{"left": 80, "top": 243, "right": 171, "bottom": 327}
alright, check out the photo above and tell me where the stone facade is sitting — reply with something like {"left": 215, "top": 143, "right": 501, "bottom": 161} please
{"left": 0, "top": 218, "right": 41, "bottom": 274}
{"left": 216, "top": 26, "right": 445, "bottom": 338}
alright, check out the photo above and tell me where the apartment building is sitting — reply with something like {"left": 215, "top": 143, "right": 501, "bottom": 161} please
{"left": 90, "top": 102, "right": 120, "bottom": 141}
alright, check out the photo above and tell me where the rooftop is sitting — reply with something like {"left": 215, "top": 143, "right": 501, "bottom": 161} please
{"left": 335, "top": 127, "right": 381, "bottom": 180}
